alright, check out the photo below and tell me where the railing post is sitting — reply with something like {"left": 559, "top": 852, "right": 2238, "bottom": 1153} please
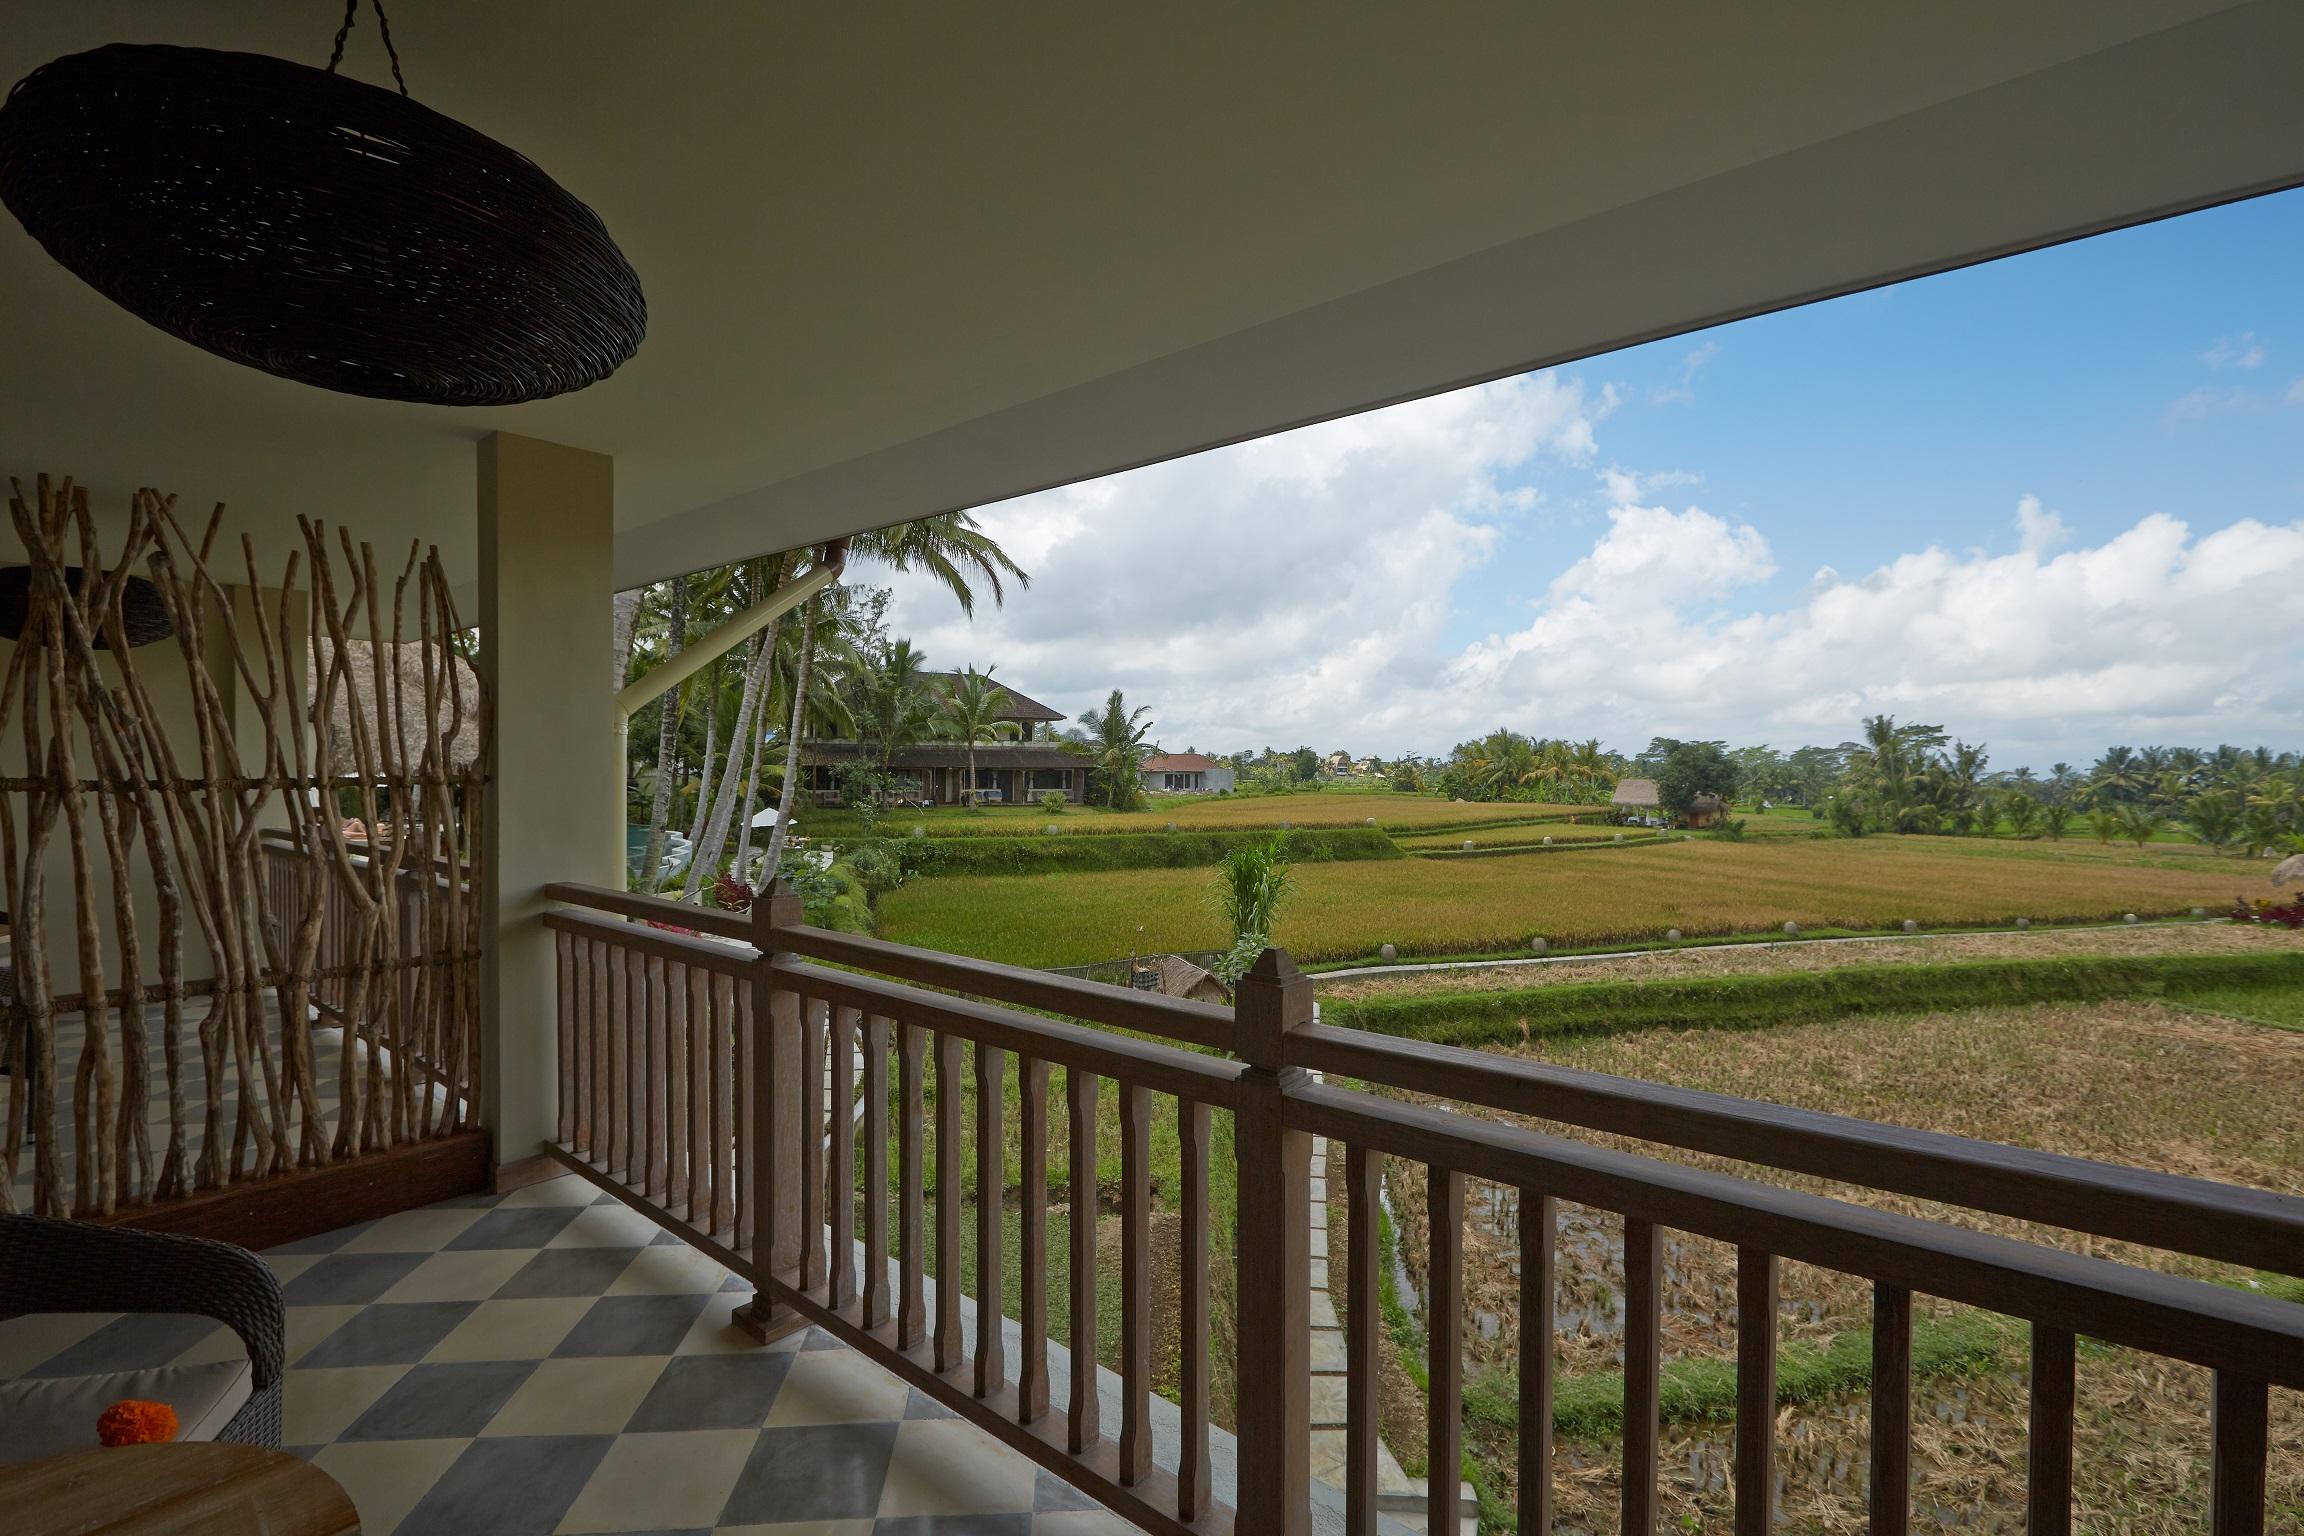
{"left": 1233, "top": 946, "right": 1314, "bottom": 1536}
{"left": 734, "top": 880, "right": 809, "bottom": 1345}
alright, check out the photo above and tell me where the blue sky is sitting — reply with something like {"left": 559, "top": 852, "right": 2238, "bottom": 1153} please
{"left": 881, "top": 188, "right": 2304, "bottom": 770}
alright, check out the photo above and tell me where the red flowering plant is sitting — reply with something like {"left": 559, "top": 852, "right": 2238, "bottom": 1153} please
{"left": 713, "top": 874, "right": 755, "bottom": 914}
{"left": 2232, "top": 896, "right": 2304, "bottom": 929}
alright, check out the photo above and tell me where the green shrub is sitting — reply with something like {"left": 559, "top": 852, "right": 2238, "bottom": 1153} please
{"left": 1038, "top": 790, "right": 1068, "bottom": 814}
{"left": 1322, "top": 952, "right": 2304, "bottom": 1046}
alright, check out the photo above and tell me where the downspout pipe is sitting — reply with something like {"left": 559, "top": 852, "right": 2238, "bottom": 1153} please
{"left": 612, "top": 543, "right": 847, "bottom": 864}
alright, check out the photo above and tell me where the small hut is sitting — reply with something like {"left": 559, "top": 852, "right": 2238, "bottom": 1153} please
{"left": 1686, "top": 791, "right": 1727, "bottom": 829}
{"left": 1611, "top": 777, "right": 1660, "bottom": 820}
{"left": 313, "top": 638, "right": 485, "bottom": 777}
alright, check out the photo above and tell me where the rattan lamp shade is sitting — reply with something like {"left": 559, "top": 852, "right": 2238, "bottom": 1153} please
{"left": 0, "top": 43, "right": 646, "bottom": 406}
{"left": 0, "top": 566, "right": 174, "bottom": 649}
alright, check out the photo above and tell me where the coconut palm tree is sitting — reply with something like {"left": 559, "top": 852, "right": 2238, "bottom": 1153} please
{"left": 942, "top": 666, "right": 1013, "bottom": 808}
{"left": 849, "top": 639, "right": 938, "bottom": 779}
{"left": 1079, "top": 689, "right": 1155, "bottom": 809}
{"left": 2185, "top": 790, "right": 2241, "bottom": 854}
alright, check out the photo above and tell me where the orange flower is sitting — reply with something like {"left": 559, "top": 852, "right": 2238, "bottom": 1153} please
{"left": 97, "top": 1398, "right": 179, "bottom": 1446}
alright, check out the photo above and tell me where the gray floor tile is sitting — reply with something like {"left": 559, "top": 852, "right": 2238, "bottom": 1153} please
{"left": 445, "top": 1204, "right": 584, "bottom": 1250}
{"left": 1033, "top": 1471, "right": 1101, "bottom": 1512}
{"left": 279, "top": 1251, "right": 430, "bottom": 1306}
{"left": 624, "top": 1351, "right": 795, "bottom": 1432}
{"left": 874, "top": 1517, "right": 1031, "bottom": 1535}
{"left": 801, "top": 1326, "right": 845, "bottom": 1350}
{"left": 298, "top": 1300, "right": 479, "bottom": 1367}
{"left": 268, "top": 1219, "right": 375, "bottom": 1254}
{"left": 340, "top": 1359, "right": 537, "bottom": 1440}
{"left": 553, "top": 1294, "right": 712, "bottom": 1357}
{"left": 397, "top": 1434, "right": 613, "bottom": 1535}
{"left": 495, "top": 1245, "right": 645, "bottom": 1298}
{"left": 21, "top": 1312, "right": 223, "bottom": 1378}
{"left": 718, "top": 1271, "right": 754, "bottom": 1293}
{"left": 904, "top": 1388, "right": 957, "bottom": 1421}
{"left": 720, "top": 1421, "right": 899, "bottom": 1524}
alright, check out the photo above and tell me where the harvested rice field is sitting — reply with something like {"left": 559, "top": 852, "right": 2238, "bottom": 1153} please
{"left": 1347, "top": 997, "right": 2304, "bottom": 1531}
{"left": 877, "top": 834, "right": 2262, "bottom": 968}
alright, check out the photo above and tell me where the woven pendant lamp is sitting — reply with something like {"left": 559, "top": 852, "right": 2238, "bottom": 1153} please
{"left": 0, "top": 0, "right": 645, "bottom": 406}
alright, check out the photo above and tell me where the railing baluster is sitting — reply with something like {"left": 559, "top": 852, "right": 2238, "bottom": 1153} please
{"left": 898, "top": 1021, "right": 927, "bottom": 1350}
{"left": 1622, "top": 1216, "right": 1661, "bottom": 1536}
{"left": 1019, "top": 1056, "right": 1051, "bottom": 1424}
{"left": 649, "top": 954, "right": 668, "bottom": 1198}
{"left": 1429, "top": 1167, "right": 1465, "bottom": 1536}
{"left": 1178, "top": 1095, "right": 1212, "bottom": 1520}
{"left": 685, "top": 966, "right": 706, "bottom": 1224}
{"left": 801, "top": 996, "right": 827, "bottom": 1293}
{"left": 1119, "top": 1082, "right": 1152, "bottom": 1484}
{"left": 713, "top": 972, "right": 734, "bottom": 1240}
{"left": 934, "top": 1030, "right": 963, "bottom": 1373}
{"left": 2027, "top": 1325, "right": 2076, "bottom": 1536}
{"left": 555, "top": 929, "right": 573, "bottom": 1145}
{"left": 606, "top": 943, "right": 626, "bottom": 1178}
{"left": 732, "top": 973, "right": 751, "bottom": 1253}
{"left": 574, "top": 935, "right": 595, "bottom": 1157}
{"left": 974, "top": 1042, "right": 1007, "bottom": 1397}
{"left": 2211, "top": 1371, "right": 2269, "bottom": 1536}
{"left": 1870, "top": 1282, "right": 1911, "bottom": 1536}
{"left": 829, "top": 1004, "right": 858, "bottom": 1310}
{"left": 1066, "top": 1065, "right": 1101, "bottom": 1454}
{"left": 1520, "top": 1191, "right": 1557, "bottom": 1536}
{"left": 1346, "top": 1145, "right": 1382, "bottom": 1536}
{"left": 862, "top": 1016, "right": 891, "bottom": 1329}
{"left": 656, "top": 957, "right": 678, "bottom": 1202}
{"left": 626, "top": 941, "right": 645, "bottom": 1186}
{"left": 1735, "top": 1247, "right": 1778, "bottom": 1536}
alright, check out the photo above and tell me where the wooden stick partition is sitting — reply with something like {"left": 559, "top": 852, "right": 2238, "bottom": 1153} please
{"left": 540, "top": 882, "right": 2296, "bottom": 1536}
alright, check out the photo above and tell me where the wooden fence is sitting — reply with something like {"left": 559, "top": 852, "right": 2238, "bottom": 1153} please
{"left": 542, "top": 880, "right": 2302, "bottom": 1536}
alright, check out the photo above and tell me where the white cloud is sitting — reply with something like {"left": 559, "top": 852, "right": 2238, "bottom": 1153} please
{"left": 2203, "top": 332, "right": 2267, "bottom": 370}
{"left": 2287, "top": 377, "right": 2304, "bottom": 406}
{"left": 1444, "top": 503, "right": 2304, "bottom": 762}
{"left": 1649, "top": 341, "right": 1720, "bottom": 405}
{"left": 868, "top": 379, "right": 2304, "bottom": 767}
{"left": 2164, "top": 385, "right": 2261, "bottom": 424}
{"left": 2014, "top": 493, "right": 2068, "bottom": 554}
{"left": 870, "top": 371, "right": 1613, "bottom": 750}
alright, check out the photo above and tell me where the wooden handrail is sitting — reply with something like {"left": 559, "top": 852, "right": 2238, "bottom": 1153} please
{"left": 544, "top": 880, "right": 754, "bottom": 942}
{"left": 1291, "top": 1024, "right": 2304, "bottom": 1275}
{"left": 767, "top": 922, "right": 1237, "bottom": 1052}
{"left": 772, "top": 959, "right": 1248, "bottom": 1108}
{"left": 1289, "top": 1080, "right": 2304, "bottom": 1390}
{"left": 543, "top": 909, "right": 753, "bottom": 972}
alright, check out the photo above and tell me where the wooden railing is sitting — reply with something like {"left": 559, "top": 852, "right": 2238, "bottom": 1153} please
{"left": 541, "top": 881, "right": 2303, "bottom": 1536}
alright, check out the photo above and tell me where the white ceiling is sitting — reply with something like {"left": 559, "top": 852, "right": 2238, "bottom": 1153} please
{"left": 4, "top": 2, "right": 2300, "bottom": 592}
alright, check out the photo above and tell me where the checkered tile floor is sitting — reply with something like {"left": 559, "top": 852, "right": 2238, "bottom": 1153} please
{"left": 0, "top": 1172, "right": 1144, "bottom": 1535}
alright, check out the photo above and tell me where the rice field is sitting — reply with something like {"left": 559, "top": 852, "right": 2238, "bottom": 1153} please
{"left": 1366, "top": 997, "right": 2304, "bottom": 1530}
{"left": 875, "top": 834, "right": 2262, "bottom": 967}
{"left": 1393, "top": 820, "right": 1626, "bottom": 850}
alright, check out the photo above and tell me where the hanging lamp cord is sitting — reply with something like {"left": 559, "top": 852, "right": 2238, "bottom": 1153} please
{"left": 325, "top": 0, "right": 410, "bottom": 96}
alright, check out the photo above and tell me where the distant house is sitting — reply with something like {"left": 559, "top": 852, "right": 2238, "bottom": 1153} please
{"left": 1131, "top": 953, "right": 1228, "bottom": 1005}
{"left": 1322, "top": 750, "right": 1353, "bottom": 774}
{"left": 798, "top": 674, "right": 1082, "bottom": 804}
{"left": 1611, "top": 777, "right": 1660, "bottom": 815}
{"left": 1687, "top": 791, "right": 1727, "bottom": 829}
{"left": 1141, "top": 752, "right": 1236, "bottom": 794}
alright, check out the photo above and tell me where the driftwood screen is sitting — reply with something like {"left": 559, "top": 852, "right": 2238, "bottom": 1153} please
{"left": 1, "top": 475, "right": 489, "bottom": 1220}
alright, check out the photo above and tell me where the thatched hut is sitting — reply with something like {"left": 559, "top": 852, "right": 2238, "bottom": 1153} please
{"left": 1611, "top": 777, "right": 1660, "bottom": 816}
{"left": 312, "top": 638, "right": 484, "bottom": 778}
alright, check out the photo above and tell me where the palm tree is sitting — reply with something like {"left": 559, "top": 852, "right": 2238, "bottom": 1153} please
{"left": 1079, "top": 689, "right": 1155, "bottom": 809}
{"left": 942, "top": 666, "right": 1013, "bottom": 808}
{"left": 2001, "top": 791, "right": 2040, "bottom": 839}
{"left": 636, "top": 574, "right": 691, "bottom": 885}
{"left": 759, "top": 512, "right": 1028, "bottom": 869}
{"left": 849, "top": 639, "right": 938, "bottom": 779}
{"left": 2185, "top": 790, "right": 2241, "bottom": 854}
{"left": 2118, "top": 805, "right": 2163, "bottom": 848}
{"left": 2040, "top": 801, "right": 2074, "bottom": 841}
{"left": 2089, "top": 746, "right": 2145, "bottom": 806}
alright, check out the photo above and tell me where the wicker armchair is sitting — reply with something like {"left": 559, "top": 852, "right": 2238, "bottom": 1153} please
{"left": 0, "top": 1213, "right": 284, "bottom": 1451}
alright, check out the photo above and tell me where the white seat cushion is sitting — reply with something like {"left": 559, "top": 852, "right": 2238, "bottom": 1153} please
{"left": 0, "top": 1356, "right": 253, "bottom": 1465}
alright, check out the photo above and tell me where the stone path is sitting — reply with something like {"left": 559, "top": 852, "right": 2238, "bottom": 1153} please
{"left": 1304, "top": 1093, "right": 1478, "bottom": 1535}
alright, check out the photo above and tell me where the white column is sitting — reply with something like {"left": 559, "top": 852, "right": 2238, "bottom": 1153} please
{"left": 478, "top": 432, "right": 620, "bottom": 1172}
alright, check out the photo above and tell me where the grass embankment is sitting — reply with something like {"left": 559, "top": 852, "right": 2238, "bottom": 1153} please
{"left": 877, "top": 835, "right": 2255, "bottom": 968}
{"left": 1366, "top": 995, "right": 2304, "bottom": 1530}
{"left": 898, "top": 825, "right": 1399, "bottom": 876}
{"left": 800, "top": 788, "right": 1591, "bottom": 840}
{"left": 1322, "top": 951, "right": 2304, "bottom": 1046}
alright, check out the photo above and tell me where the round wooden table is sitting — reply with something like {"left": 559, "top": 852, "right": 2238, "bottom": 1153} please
{"left": 0, "top": 1442, "right": 359, "bottom": 1534}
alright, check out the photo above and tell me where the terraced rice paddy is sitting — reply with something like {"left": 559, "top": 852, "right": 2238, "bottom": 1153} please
{"left": 1366, "top": 996, "right": 2304, "bottom": 1530}
{"left": 876, "top": 834, "right": 2261, "bottom": 967}
{"left": 803, "top": 789, "right": 1589, "bottom": 838}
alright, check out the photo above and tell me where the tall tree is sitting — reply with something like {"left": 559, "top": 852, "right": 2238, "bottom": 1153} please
{"left": 638, "top": 574, "right": 691, "bottom": 886}
{"left": 942, "top": 666, "right": 1013, "bottom": 807}
{"left": 1080, "top": 689, "right": 1155, "bottom": 809}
